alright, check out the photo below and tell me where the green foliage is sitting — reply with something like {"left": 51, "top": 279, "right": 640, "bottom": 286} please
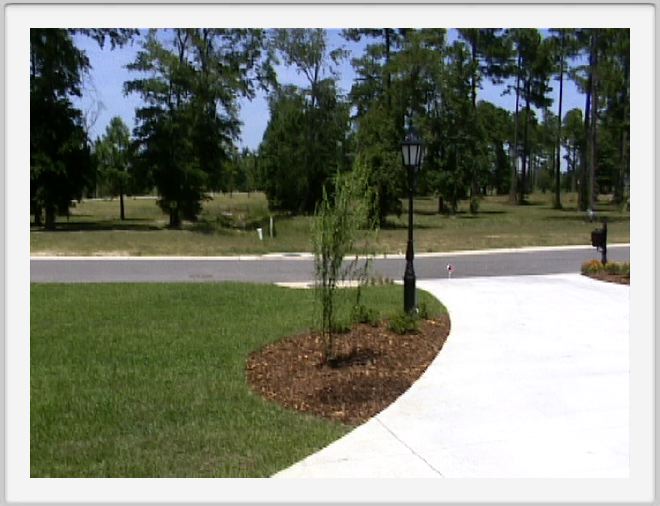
{"left": 353, "top": 105, "right": 404, "bottom": 224}
{"left": 30, "top": 29, "right": 138, "bottom": 229}
{"left": 312, "top": 164, "right": 376, "bottom": 363}
{"left": 477, "top": 101, "right": 513, "bottom": 195}
{"left": 469, "top": 196, "right": 481, "bottom": 214}
{"left": 30, "top": 29, "right": 93, "bottom": 229}
{"left": 388, "top": 310, "right": 420, "bottom": 335}
{"left": 259, "top": 29, "right": 351, "bottom": 215}
{"left": 125, "top": 29, "right": 271, "bottom": 227}
{"left": 93, "top": 117, "right": 133, "bottom": 218}
{"left": 259, "top": 86, "right": 351, "bottom": 214}
{"left": 417, "top": 301, "right": 429, "bottom": 320}
{"left": 605, "top": 262, "right": 629, "bottom": 276}
{"left": 351, "top": 304, "right": 379, "bottom": 326}
{"left": 581, "top": 259, "right": 629, "bottom": 276}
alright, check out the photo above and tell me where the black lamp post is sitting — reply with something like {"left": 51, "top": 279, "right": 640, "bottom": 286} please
{"left": 401, "top": 123, "right": 425, "bottom": 313}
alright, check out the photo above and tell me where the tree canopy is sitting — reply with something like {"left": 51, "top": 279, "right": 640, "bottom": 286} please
{"left": 31, "top": 28, "right": 630, "bottom": 228}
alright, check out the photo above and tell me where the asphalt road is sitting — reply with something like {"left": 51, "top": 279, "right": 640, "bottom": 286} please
{"left": 30, "top": 245, "right": 630, "bottom": 283}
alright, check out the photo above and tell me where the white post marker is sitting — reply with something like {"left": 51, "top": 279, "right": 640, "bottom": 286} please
{"left": 446, "top": 263, "right": 454, "bottom": 279}
{"left": 257, "top": 227, "right": 263, "bottom": 241}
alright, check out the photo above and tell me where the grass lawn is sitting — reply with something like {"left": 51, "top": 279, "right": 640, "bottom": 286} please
{"left": 30, "top": 282, "right": 444, "bottom": 477}
{"left": 30, "top": 191, "right": 629, "bottom": 256}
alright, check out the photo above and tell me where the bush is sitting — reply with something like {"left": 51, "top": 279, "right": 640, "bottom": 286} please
{"left": 604, "top": 262, "right": 630, "bottom": 276}
{"left": 581, "top": 259, "right": 604, "bottom": 274}
{"left": 469, "top": 196, "right": 480, "bottom": 214}
{"left": 388, "top": 311, "right": 419, "bottom": 335}
{"left": 417, "top": 301, "right": 429, "bottom": 320}
{"left": 351, "top": 304, "right": 379, "bottom": 326}
{"left": 581, "top": 259, "right": 630, "bottom": 276}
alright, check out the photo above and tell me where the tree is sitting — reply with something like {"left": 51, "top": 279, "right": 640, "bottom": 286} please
{"left": 343, "top": 28, "right": 408, "bottom": 112}
{"left": 126, "top": 29, "right": 271, "bottom": 226}
{"left": 428, "top": 40, "right": 487, "bottom": 213}
{"left": 94, "top": 117, "right": 132, "bottom": 219}
{"left": 30, "top": 28, "right": 137, "bottom": 229}
{"left": 505, "top": 29, "right": 554, "bottom": 203}
{"left": 456, "top": 29, "right": 511, "bottom": 209}
{"left": 597, "top": 29, "right": 629, "bottom": 204}
{"left": 570, "top": 28, "right": 629, "bottom": 209}
{"left": 343, "top": 28, "right": 414, "bottom": 224}
{"left": 272, "top": 28, "right": 345, "bottom": 107}
{"left": 477, "top": 101, "right": 513, "bottom": 195}
{"left": 260, "top": 30, "right": 350, "bottom": 214}
{"left": 547, "top": 29, "right": 578, "bottom": 209}
{"left": 312, "top": 163, "right": 375, "bottom": 364}
{"left": 562, "top": 108, "right": 585, "bottom": 194}
{"left": 259, "top": 82, "right": 350, "bottom": 214}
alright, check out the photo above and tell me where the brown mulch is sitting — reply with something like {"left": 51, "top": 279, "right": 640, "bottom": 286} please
{"left": 583, "top": 273, "right": 630, "bottom": 285}
{"left": 246, "top": 316, "right": 451, "bottom": 425}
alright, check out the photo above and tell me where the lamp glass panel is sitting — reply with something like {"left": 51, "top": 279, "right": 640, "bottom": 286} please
{"left": 401, "top": 143, "right": 411, "bottom": 166}
{"left": 409, "top": 144, "right": 420, "bottom": 167}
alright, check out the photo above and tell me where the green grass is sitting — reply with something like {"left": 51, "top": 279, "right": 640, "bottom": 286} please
{"left": 30, "top": 282, "right": 444, "bottom": 477}
{"left": 30, "top": 191, "right": 630, "bottom": 256}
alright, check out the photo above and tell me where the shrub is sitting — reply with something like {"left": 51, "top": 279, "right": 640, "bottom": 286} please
{"left": 604, "top": 262, "right": 630, "bottom": 276}
{"left": 388, "top": 311, "right": 419, "bottom": 335}
{"left": 417, "top": 301, "right": 429, "bottom": 320}
{"left": 351, "top": 304, "right": 379, "bottom": 326}
{"left": 581, "top": 259, "right": 604, "bottom": 274}
{"left": 469, "top": 196, "right": 480, "bottom": 214}
{"left": 581, "top": 259, "right": 630, "bottom": 277}
{"left": 312, "top": 163, "right": 377, "bottom": 363}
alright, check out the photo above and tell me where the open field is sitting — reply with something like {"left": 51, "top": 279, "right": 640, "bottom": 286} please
{"left": 30, "top": 282, "right": 444, "bottom": 477}
{"left": 30, "top": 192, "right": 629, "bottom": 256}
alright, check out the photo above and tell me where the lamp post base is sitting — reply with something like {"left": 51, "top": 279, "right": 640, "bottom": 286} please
{"left": 403, "top": 263, "right": 416, "bottom": 314}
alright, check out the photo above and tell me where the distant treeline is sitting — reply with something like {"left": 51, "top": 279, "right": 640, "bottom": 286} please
{"left": 31, "top": 28, "right": 629, "bottom": 228}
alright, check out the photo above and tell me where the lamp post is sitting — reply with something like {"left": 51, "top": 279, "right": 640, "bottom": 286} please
{"left": 401, "top": 123, "right": 425, "bottom": 313}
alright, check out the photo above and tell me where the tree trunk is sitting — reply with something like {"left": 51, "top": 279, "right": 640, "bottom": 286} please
{"left": 45, "top": 207, "right": 56, "bottom": 230}
{"left": 553, "top": 31, "right": 565, "bottom": 209}
{"left": 509, "top": 54, "right": 522, "bottom": 204}
{"left": 519, "top": 94, "right": 530, "bottom": 204}
{"left": 571, "top": 144, "right": 577, "bottom": 193}
{"left": 470, "top": 38, "right": 480, "bottom": 213}
{"left": 580, "top": 79, "right": 592, "bottom": 211}
{"left": 614, "top": 49, "right": 629, "bottom": 205}
{"left": 384, "top": 29, "right": 392, "bottom": 109}
{"left": 588, "top": 30, "right": 599, "bottom": 211}
{"left": 616, "top": 128, "right": 628, "bottom": 203}
{"left": 169, "top": 207, "right": 180, "bottom": 228}
{"left": 34, "top": 206, "right": 43, "bottom": 226}
{"left": 437, "top": 195, "right": 444, "bottom": 214}
{"left": 119, "top": 182, "right": 125, "bottom": 221}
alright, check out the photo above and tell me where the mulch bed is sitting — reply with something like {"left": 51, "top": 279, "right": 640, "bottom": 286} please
{"left": 583, "top": 273, "right": 630, "bottom": 285}
{"left": 246, "top": 316, "right": 450, "bottom": 425}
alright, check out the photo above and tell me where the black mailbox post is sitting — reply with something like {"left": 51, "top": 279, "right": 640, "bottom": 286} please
{"left": 591, "top": 220, "right": 608, "bottom": 264}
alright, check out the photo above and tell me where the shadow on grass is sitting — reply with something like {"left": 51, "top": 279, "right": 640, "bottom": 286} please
{"left": 380, "top": 220, "right": 439, "bottom": 230}
{"left": 542, "top": 214, "right": 629, "bottom": 224}
{"left": 32, "top": 219, "right": 163, "bottom": 232}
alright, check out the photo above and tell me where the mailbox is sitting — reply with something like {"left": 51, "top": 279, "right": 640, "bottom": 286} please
{"left": 590, "top": 220, "right": 608, "bottom": 264}
{"left": 591, "top": 228, "right": 605, "bottom": 249}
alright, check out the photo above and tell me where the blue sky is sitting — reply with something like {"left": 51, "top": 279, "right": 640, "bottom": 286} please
{"left": 72, "top": 29, "right": 587, "bottom": 152}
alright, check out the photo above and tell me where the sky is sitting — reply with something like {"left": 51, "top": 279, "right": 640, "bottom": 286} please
{"left": 72, "top": 29, "right": 588, "bottom": 153}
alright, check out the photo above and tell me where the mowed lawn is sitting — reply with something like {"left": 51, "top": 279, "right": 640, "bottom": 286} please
{"left": 30, "top": 192, "right": 630, "bottom": 256}
{"left": 30, "top": 282, "right": 444, "bottom": 477}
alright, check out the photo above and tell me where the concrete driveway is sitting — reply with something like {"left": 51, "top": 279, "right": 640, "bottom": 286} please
{"left": 275, "top": 274, "right": 629, "bottom": 478}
